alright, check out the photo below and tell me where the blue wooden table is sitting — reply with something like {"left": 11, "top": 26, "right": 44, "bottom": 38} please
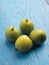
{"left": 0, "top": 0, "right": 49, "bottom": 65}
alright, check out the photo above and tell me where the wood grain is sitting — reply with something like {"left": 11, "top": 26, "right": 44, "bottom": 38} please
{"left": 0, "top": 0, "right": 49, "bottom": 65}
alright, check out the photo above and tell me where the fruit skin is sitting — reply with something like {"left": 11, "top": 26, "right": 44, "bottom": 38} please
{"left": 20, "top": 19, "right": 34, "bottom": 35}
{"left": 5, "top": 26, "right": 20, "bottom": 42}
{"left": 15, "top": 35, "right": 33, "bottom": 53}
{"left": 30, "top": 29, "right": 46, "bottom": 46}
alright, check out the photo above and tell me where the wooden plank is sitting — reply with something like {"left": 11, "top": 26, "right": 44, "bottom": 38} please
{"left": 0, "top": 0, "right": 49, "bottom": 65}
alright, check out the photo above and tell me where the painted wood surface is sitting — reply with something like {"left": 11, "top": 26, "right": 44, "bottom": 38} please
{"left": 0, "top": 0, "right": 49, "bottom": 65}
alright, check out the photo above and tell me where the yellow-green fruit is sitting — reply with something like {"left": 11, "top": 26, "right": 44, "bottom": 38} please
{"left": 30, "top": 29, "right": 46, "bottom": 46}
{"left": 5, "top": 26, "right": 20, "bottom": 42}
{"left": 20, "top": 19, "right": 34, "bottom": 35}
{"left": 15, "top": 35, "right": 33, "bottom": 53}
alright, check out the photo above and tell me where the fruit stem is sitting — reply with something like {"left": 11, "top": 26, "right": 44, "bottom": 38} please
{"left": 11, "top": 27, "right": 14, "bottom": 31}
{"left": 25, "top": 19, "right": 28, "bottom": 22}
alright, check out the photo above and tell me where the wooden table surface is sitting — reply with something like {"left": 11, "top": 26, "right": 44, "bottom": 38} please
{"left": 0, "top": 0, "right": 49, "bottom": 65}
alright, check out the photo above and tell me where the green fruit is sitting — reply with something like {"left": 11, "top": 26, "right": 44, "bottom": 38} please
{"left": 30, "top": 29, "right": 46, "bottom": 46}
{"left": 15, "top": 35, "right": 33, "bottom": 53}
{"left": 5, "top": 26, "right": 20, "bottom": 42}
{"left": 20, "top": 19, "right": 34, "bottom": 35}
